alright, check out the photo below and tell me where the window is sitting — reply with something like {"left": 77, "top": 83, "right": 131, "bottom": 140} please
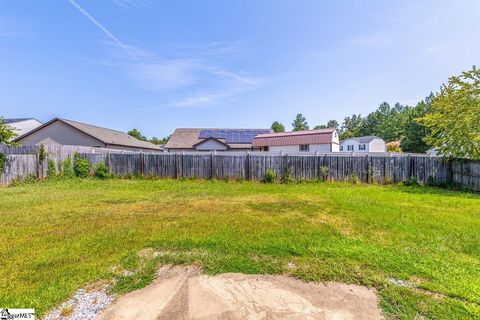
{"left": 359, "top": 144, "right": 366, "bottom": 151}
{"left": 299, "top": 144, "right": 309, "bottom": 152}
{"left": 340, "top": 146, "right": 343, "bottom": 151}
{"left": 347, "top": 145, "right": 354, "bottom": 151}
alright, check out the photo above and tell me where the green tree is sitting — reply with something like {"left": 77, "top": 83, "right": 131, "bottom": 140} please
{"left": 150, "top": 135, "right": 170, "bottom": 145}
{"left": 359, "top": 102, "right": 408, "bottom": 142}
{"left": 314, "top": 120, "right": 339, "bottom": 131}
{"left": 292, "top": 114, "right": 309, "bottom": 131}
{"left": 0, "top": 117, "right": 18, "bottom": 145}
{"left": 420, "top": 66, "right": 480, "bottom": 159}
{"left": 400, "top": 94, "right": 433, "bottom": 153}
{"left": 127, "top": 128, "right": 147, "bottom": 141}
{"left": 271, "top": 121, "right": 285, "bottom": 133}
{"left": 326, "top": 120, "right": 339, "bottom": 131}
{"left": 340, "top": 114, "right": 363, "bottom": 139}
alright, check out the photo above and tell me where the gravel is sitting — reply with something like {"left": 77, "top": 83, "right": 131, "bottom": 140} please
{"left": 43, "top": 288, "right": 113, "bottom": 320}
{"left": 389, "top": 277, "right": 413, "bottom": 287}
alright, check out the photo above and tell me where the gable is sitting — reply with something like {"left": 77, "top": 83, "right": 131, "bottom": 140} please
{"left": 15, "top": 120, "right": 105, "bottom": 147}
{"left": 194, "top": 138, "right": 229, "bottom": 151}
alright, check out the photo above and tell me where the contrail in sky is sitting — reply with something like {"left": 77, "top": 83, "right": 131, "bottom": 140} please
{"left": 68, "top": 0, "right": 142, "bottom": 62}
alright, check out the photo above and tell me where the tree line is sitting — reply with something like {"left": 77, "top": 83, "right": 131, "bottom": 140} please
{"left": 270, "top": 94, "right": 433, "bottom": 153}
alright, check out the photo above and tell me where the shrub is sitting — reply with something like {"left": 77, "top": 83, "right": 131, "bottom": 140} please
{"left": 320, "top": 166, "right": 329, "bottom": 181}
{"left": 94, "top": 162, "right": 110, "bottom": 179}
{"left": 403, "top": 176, "right": 419, "bottom": 186}
{"left": 427, "top": 175, "right": 438, "bottom": 186}
{"left": 0, "top": 153, "right": 6, "bottom": 174}
{"left": 39, "top": 144, "right": 46, "bottom": 162}
{"left": 63, "top": 156, "right": 75, "bottom": 178}
{"left": 73, "top": 152, "right": 90, "bottom": 178}
{"left": 264, "top": 169, "right": 277, "bottom": 183}
{"left": 386, "top": 141, "right": 402, "bottom": 152}
{"left": 350, "top": 174, "right": 360, "bottom": 184}
{"left": 47, "top": 159, "right": 56, "bottom": 178}
{"left": 281, "top": 167, "right": 294, "bottom": 184}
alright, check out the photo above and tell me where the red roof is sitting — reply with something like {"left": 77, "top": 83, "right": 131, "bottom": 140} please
{"left": 252, "top": 128, "right": 335, "bottom": 147}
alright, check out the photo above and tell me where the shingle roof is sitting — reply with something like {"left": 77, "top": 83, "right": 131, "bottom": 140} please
{"left": 340, "top": 136, "right": 382, "bottom": 144}
{"left": 14, "top": 118, "right": 161, "bottom": 150}
{"left": 252, "top": 128, "right": 336, "bottom": 147}
{"left": 165, "top": 128, "right": 273, "bottom": 149}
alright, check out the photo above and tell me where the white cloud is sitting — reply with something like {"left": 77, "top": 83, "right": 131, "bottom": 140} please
{"left": 70, "top": 0, "right": 261, "bottom": 105}
{"left": 130, "top": 60, "right": 200, "bottom": 90}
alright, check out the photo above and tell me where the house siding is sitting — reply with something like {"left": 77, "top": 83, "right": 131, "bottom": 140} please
{"left": 340, "top": 138, "right": 386, "bottom": 152}
{"left": 270, "top": 143, "right": 337, "bottom": 153}
{"left": 195, "top": 139, "right": 228, "bottom": 151}
{"left": 16, "top": 121, "right": 105, "bottom": 147}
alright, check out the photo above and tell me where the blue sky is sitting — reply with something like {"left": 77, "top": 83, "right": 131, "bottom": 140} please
{"left": 1, "top": 0, "right": 479, "bottom": 138}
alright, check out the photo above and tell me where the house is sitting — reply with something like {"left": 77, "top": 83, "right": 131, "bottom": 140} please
{"left": 251, "top": 128, "right": 340, "bottom": 153}
{"left": 3, "top": 118, "right": 42, "bottom": 137}
{"left": 340, "top": 136, "right": 386, "bottom": 152}
{"left": 13, "top": 118, "right": 162, "bottom": 152}
{"left": 165, "top": 128, "right": 273, "bottom": 152}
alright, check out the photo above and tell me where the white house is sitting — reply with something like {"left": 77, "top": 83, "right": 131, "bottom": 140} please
{"left": 3, "top": 118, "right": 42, "bottom": 137}
{"left": 252, "top": 128, "right": 340, "bottom": 153}
{"left": 13, "top": 118, "right": 162, "bottom": 152}
{"left": 340, "top": 136, "right": 386, "bottom": 152}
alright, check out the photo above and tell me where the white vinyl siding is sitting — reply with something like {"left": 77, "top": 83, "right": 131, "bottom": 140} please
{"left": 195, "top": 139, "right": 228, "bottom": 151}
{"left": 269, "top": 144, "right": 333, "bottom": 153}
{"left": 17, "top": 121, "right": 105, "bottom": 147}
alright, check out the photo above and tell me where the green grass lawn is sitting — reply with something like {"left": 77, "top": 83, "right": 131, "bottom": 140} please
{"left": 1, "top": 179, "right": 480, "bottom": 319}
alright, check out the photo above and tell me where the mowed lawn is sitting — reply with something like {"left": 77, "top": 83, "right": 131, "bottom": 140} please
{"left": 1, "top": 179, "right": 480, "bottom": 319}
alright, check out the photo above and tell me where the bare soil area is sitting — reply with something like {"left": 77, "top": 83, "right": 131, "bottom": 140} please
{"left": 98, "top": 266, "right": 383, "bottom": 320}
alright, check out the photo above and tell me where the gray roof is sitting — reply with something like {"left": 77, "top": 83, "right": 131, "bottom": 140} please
{"left": 13, "top": 118, "right": 161, "bottom": 150}
{"left": 165, "top": 128, "right": 273, "bottom": 149}
{"left": 2, "top": 118, "right": 39, "bottom": 124}
{"left": 340, "top": 136, "right": 383, "bottom": 144}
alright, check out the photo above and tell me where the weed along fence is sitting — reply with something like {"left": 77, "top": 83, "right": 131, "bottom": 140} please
{"left": 2, "top": 150, "right": 480, "bottom": 190}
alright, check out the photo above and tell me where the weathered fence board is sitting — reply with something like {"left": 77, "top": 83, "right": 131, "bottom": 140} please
{"left": 1, "top": 152, "right": 480, "bottom": 191}
{"left": 0, "top": 155, "right": 37, "bottom": 185}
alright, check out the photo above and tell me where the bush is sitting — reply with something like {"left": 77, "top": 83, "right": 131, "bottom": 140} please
{"left": 39, "top": 144, "right": 46, "bottom": 162}
{"left": 94, "top": 162, "right": 110, "bottom": 179}
{"left": 403, "top": 176, "right": 419, "bottom": 186}
{"left": 264, "top": 169, "right": 277, "bottom": 183}
{"left": 73, "top": 152, "right": 90, "bottom": 178}
{"left": 63, "top": 156, "right": 75, "bottom": 178}
{"left": 350, "top": 174, "right": 360, "bottom": 184}
{"left": 0, "top": 153, "right": 6, "bottom": 174}
{"left": 281, "top": 167, "right": 294, "bottom": 184}
{"left": 47, "top": 159, "right": 56, "bottom": 178}
{"left": 387, "top": 141, "right": 402, "bottom": 152}
{"left": 320, "top": 166, "right": 329, "bottom": 181}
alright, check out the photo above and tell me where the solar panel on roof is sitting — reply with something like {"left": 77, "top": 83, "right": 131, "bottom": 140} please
{"left": 199, "top": 129, "right": 270, "bottom": 144}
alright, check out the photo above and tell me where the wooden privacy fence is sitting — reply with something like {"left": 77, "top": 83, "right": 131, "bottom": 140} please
{"left": 2, "top": 152, "right": 480, "bottom": 191}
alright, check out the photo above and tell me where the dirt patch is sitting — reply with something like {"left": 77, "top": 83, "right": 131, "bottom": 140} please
{"left": 98, "top": 265, "right": 383, "bottom": 320}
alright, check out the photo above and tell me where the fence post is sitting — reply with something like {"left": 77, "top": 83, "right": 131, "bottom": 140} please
{"left": 140, "top": 152, "right": 145, "bottom": 177}
{"left": 407, "top": 154, "right": 412, "bottom": 178}
{"left": 108, "top": 153, "right": 111, "bottom": 175}
{"left": 36, "top": 152, "right": 41, "bottom": 180}
{"left": 244, "top": 153, "right": 249, "bottom": 180}
{"left": 211, "top": 152, "right": 215, "bottom": 179}
{"left": 365, "top": 154, "right": 369, "bottom": 183}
